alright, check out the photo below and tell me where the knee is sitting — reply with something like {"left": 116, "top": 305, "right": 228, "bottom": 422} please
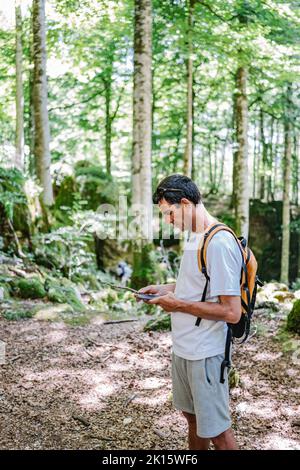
{"left": 211, "top": 430, "right": 226, "bottom": 446}
{"left": 182, "top": 411, "right": 196, "bottom": 424}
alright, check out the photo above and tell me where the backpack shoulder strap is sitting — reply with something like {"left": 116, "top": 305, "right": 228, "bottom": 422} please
{"left": 197, "top": 223, "right": 245, "bottom": 274}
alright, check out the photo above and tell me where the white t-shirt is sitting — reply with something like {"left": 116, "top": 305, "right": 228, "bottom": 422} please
{"left": 172, "top": 229, "right": 242, "bottom": 360}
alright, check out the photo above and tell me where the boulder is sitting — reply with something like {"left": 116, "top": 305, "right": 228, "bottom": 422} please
{"left": 287, "top": 299, "right": 300, "bottom": 335}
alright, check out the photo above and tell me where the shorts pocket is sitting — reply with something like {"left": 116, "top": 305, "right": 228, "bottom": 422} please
{"left": 204, "top": 358, "right": 212, "bottom": 385}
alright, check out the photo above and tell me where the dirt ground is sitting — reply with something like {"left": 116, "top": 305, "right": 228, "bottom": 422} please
{"left": 0, "top": 308, "right": 299, "bottom": 450}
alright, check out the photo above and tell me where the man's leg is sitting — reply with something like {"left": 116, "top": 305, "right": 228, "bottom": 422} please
{"left": 182, "top": 412, "right": 210, "bottom": 450}
{"left": 211, "top": 428, "right": 238, "bottom": 450}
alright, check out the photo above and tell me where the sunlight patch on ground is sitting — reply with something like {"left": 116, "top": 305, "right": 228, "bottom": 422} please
{"left": 253, "top": 352, "right": 283, "bottom": 362}
{"left": 42, "top": 330, "right": 68, "bottom": 345}
{"left": 235, "top": 400, "right": 276, "bottom": 419}
{"left": 138, "top": 377, "right": 168, "bottom": 390}
{"left": 135, "top": 392, "right": 169, "bottom": 408}
{"left": 261, "top": 433, "right": 300, "bottom": 450}
{"left": 78, "top": 370, "right": 118, "bottom": 410}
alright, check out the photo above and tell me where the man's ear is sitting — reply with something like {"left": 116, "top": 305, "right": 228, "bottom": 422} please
{"left": 181, "top": 198, "right": 192, "bottom": 205}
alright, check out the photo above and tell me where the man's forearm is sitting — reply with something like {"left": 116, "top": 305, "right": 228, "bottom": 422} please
{"left": 175, "top": 298, "right": 236, "bottom": 323}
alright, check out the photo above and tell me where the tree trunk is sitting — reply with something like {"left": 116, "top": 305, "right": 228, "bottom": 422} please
{"left": 273, "top": 119, "right": 281, "bottom": 201}
{"left": 233, "top": 66, "right": 249, "bottom": 238}
{"left": 183, "top": 0, "right": 195, "bottom": 178}
{"left": 15, "top": 2, "right": 24, "bottom": 170}
{"left": 32, "top": 0, "right": 54, "bottom": 206}
{"left": 252, "top": 118, "right": 258, "bottom": 198}
{"left": 132, "top": 0, "right": 153, "bottom": 288}
{"left": 267, "top": 117, "right": 274, "bottom": 201}
{"left": 104, "top": 79, "right": 112, "bottom": 175}
{"left": 132, "top": 0, "right": 152, "bottom": 240}
{"left": 280, "top": 85, "right": 292, "bottom": 285}
{"left": 292, "top": 132, "right": 298, "bottom": 205}
{"left": 259, "top": 108, "right": 268, "bottom": 201}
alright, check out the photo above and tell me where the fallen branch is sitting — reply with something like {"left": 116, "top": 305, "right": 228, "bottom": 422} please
{"left": 10, "top": 355, "right": 22, "bottom": 363}
{"left": 103, "top": 319, "right": 140, "bottom": 325}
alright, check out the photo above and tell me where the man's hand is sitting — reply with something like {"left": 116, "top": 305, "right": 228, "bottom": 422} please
{"left": 136, "top": 283, "right": 176, "bottom": 302}
{"left": 147, "top": 292, "right": 181, "bottom": 312}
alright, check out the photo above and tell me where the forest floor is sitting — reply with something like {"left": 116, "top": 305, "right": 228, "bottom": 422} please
{"left": 0, "top": 303, "right": 300, "bottom": 450}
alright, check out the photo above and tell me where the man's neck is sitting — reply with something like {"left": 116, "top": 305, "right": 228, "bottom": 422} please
{"left": 193, "top": 205, "right": 217, "bottom": 234}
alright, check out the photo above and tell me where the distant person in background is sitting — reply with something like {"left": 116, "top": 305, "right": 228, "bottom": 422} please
{"left": 116, "top": 261, "right": 132, "bottom": 286}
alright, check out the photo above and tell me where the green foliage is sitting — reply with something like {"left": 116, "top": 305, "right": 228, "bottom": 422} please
{"left": 0, "top": 282, "right": 10, "bottom": 299}
{"left": 34, "top": 212, "right": 96, "bottom": 279}
{"left": 54, "top": 175, "right": 78, "bottom": 212}
{"left": 14, "top": 277, "right": 46, "bottom": 299}
{"left": 3, "top": 309, "right": 34, "bottom": 321}
{"left": 228, "top": 366, "right": 240, "bottom": 389}
{"left": 47, "top": 285, "right": 85, "bottom": 311}
{"left": 0, "top": 167, "right": 27, "bottom": 220}
{"left": 292, "top": 279, "right": 300, "bottom": 291}
{"left": 74, "top": 161, "right": 118, "bottom": 209}
{"left": 287, "top": 299, "right": 300, "bottom": 335}
{"left": 144, "top": 312, "right": 171, "bottom": 332}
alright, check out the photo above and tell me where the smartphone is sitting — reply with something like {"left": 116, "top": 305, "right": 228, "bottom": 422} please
{"left": 136, "top": 293, "right": 160, "bottom": 301}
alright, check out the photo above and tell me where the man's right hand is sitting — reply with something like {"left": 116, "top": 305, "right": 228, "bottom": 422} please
{"left": 138, "top": 284, "right": 175, "bottom": 297}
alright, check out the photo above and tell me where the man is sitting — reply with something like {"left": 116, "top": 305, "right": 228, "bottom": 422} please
{"left": 139, "top": 174, "right": 242, "bottom": 450}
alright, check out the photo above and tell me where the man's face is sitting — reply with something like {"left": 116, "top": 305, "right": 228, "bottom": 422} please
{"left": 158, "top": 198, "right": 194, "bottom": 232}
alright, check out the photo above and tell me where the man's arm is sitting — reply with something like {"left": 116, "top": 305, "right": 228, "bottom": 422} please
{"left": 148, "top": 293, "right": 241, "bottom": 324}
{"left": 177, "top": 295, "right": 241, "bottom": 324}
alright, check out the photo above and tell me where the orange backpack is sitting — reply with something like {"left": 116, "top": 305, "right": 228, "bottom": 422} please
{"left": 195, "top": 223, "right": 263, "bottom": 383}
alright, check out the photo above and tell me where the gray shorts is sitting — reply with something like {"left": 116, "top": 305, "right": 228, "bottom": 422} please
{"left": 171, "top": 352, "right": 231, "bottom": 438}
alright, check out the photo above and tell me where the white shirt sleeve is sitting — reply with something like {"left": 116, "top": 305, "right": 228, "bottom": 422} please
{"left": 206, "top": 231, "right": 242, "bottom": 297}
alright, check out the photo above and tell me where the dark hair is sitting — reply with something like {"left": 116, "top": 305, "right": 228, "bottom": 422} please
{"left": 153, "top": 174, "right": 202, "bottom": 205}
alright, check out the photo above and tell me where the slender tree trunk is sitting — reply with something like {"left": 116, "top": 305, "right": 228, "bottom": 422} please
{"left": 104, "top": 79, "right": 112, "bottom": 175}
{"left": 292, "top": 132, "right": 298, "bottom": 205}
{"left": 259, "top": 109, "right": 268, "bottom": 201}
{"left": 273, "top": 119, "right": 280, "bottom": 201}
{"left": 217, "top": 133, "right": 227, "bottom": 188}
{"left": 28, "top": 23, "right": 35, "bottom": 176}
{"left": 280, "top": 85, "right": 292, "bottom": 285}
{"left": 183, "top": 0, "right": 195, "bottom": 178}
{"left": 208, "top": 137, "right": 213, "bottom": 189}
{"left": 252, "top": 119, "right": 258, "bottom": 198}
{"left": 132, "top": 0, "right": 152, "bottom": 239}
{"left": 233, "top": 66, "right": 249, "bottom": 238}
{"left": 268, "top": 117, "right": 274, "bottom": 201}
{"left": 213, "top": 138, "right": 218, "bottom": 191}
{"left": 15, "top": 2, "right": 24, "bottom": 170}
{"left": 32, "top": 0, "right": 53, "bottom": 206}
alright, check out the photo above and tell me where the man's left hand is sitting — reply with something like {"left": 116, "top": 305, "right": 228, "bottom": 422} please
{"left": 147, "top": 292, "right": 182, "bottom": 312}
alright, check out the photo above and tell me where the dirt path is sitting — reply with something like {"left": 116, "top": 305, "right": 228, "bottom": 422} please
{"left": 0, "top": 309, "right": 299, "bottom": 450}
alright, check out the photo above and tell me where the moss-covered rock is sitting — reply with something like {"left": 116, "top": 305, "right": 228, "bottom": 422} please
{"left": 47, "top": 285, "right": 85, "bottom": 311}
{"left": 273, "top": 291, "right": 295, "bottom": 302}
{"left": 144, "top": 313, "right": 171, "bottom": 332}
{"left": 286, "top": 299, "right": 300, "bottom": 335}
{"left": 0, "top": 283, "right": 10, "bottom": 300}
{"left": 131, "top": 242, "right": 157, "bottom": 290}
{"left": 3, "top": 309, "right": 33, "bottom": 321}
{"left": 54, "top": 175, "right": 78, "bottom": 210}
{"left": 74, "top": 161, "right": 118, "bottom": 209}
{"left": 34, "top": 303, "right": 74, "bottom": 321}
{"left": 15, "top": 277, "right": 46, "bottom": 299}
